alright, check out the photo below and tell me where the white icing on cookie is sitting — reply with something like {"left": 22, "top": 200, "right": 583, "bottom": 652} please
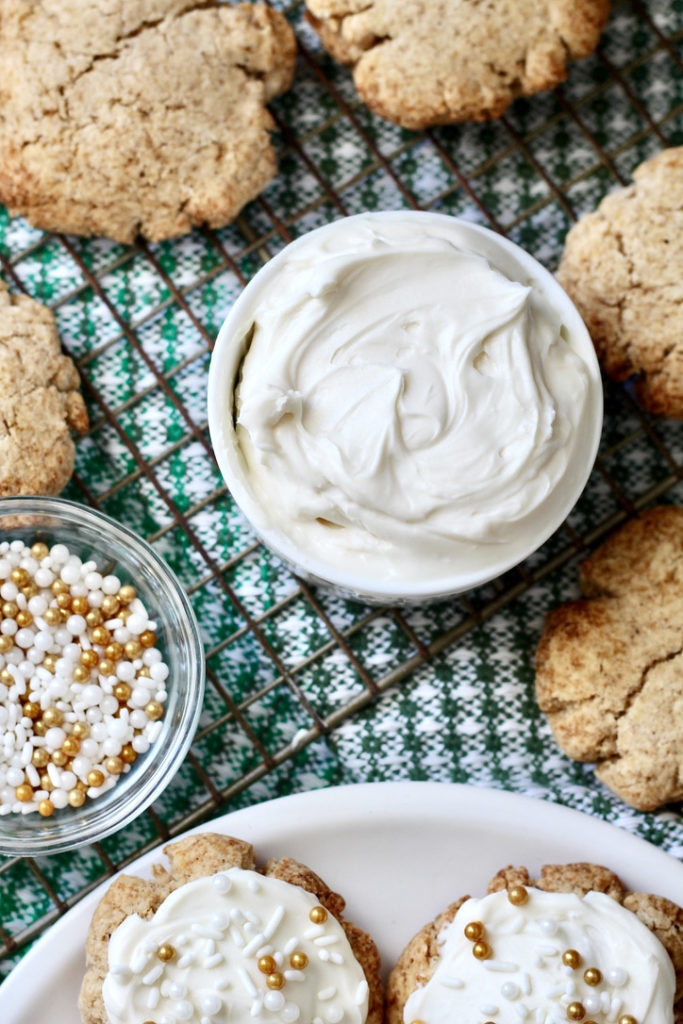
{"left": 403, "top": 889, "right": 674, "bottom": 1024}
{"left": 103, "top": 867, "right": 369, "bottom": 1024}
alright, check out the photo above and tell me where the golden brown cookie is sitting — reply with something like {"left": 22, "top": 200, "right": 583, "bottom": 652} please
{"left": 79, "top": 832, "right": 383, "bottom": 1024}
{"left": 0, "top": 279, "right": 88, "bottom": 496}
{"left": 535, "top": 506, "right": 683, "bottom": 811}
{"left": 557, "top": 147, "right": 683, "bottom": 417}
{"left": 304, "top": 0, "right": 609, "bottom": 129}
{"left": 387, "top": 862, "right": 683, "bottom": 1024}
{"left": 0, "top": 1, "right": 296, "bottom": 243}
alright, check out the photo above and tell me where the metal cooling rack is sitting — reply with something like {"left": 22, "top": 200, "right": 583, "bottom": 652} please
{"left": 0, "top": 0, "right": 682, "bottom": 982}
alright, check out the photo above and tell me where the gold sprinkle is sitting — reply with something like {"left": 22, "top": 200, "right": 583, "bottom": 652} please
{"left": 266, "top": 973, "right": 285, "bottom": 991}
{"left": 566, "top": 1004, "right": 585, "bottom": 1022}
{"left": 118, "top": 585, "right": 137, "bottom": 605}
{"left": 562, "top": 949, "right": 581, "bottom": 970}
{"left": 37, "top": 799, "right": 55, "bottom": 817}
{"left": 507, "top": 885, "right": 528, "bottom": 906}
{"left": 87, "top": 769, "right": 105, "bottom": 788}
{"left": 62, "top": 736, "right": 81, "bottom": 756}
{"left": 42, "top": 707, "right": 63, "bottom": 728}
{"left": 15, "top": 783, "right": 33, "bottom": 802}
{"left": 51, "top": 750, "right": 68, "bottom": 767}
{"left": 145, "top": 701, "right": 164, "bottom": 721}
{"left": 289, "top": 952, "right": 308, "bottom": 970}
{"left": 72, "top": 721, "right": 90, "bottom": 740}
{"left": 464, "top": 921, "right": 485, "bottom": 942}
{"left": 258, "top": 956, "right": 277, "bottom": 975}
{"left": 68, "top": 788, "right": 86, "bottom": 808}
{"left": 157, "top": 943, "right": 175, "bottom": 962}
{"left": 472, "top": 941, "right": 491, "bottom": 961}
{"left": 105, "top": 756, "right": 124, "bottom": 775}
{"left": 113, "top": 682, "right": 132, "bottom": 702}
{"left": 70, "top": 596, "right": 89, "bottom": 615}
{"left": 15, "top": 609, "right": 32, "bottom": 628}
{"left": 583, "top": 967, "right": 602, "bottom": 986}
{"left": 31, "top": 542, "right": 49, "bottom": 561}
{"left": 309, "top": 906, "right": 328, "bottom": 924}
{"left": 31, "top": 748, "right": 49, "bottom": 768}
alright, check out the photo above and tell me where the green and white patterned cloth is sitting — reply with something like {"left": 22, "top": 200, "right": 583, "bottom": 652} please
{"left": 1, "top": 0, "right": 683, "bottom": 982}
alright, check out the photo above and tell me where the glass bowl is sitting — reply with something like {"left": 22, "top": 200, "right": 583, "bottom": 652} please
{"left": 0, "top": 496, "right": 204, "bottom": 855}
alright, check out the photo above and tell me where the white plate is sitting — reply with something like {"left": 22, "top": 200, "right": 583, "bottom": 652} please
{"left": 4, "top": 782, "right": 683, "bottom": 1023}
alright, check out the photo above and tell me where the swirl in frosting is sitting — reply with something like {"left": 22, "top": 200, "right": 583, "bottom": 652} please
{"left": 230, "top": 215, "right": 600, "bottom": 585}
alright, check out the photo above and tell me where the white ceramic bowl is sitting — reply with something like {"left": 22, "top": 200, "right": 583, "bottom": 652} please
{"left": 208, "top": 212, "right": 602, "bottom": 604}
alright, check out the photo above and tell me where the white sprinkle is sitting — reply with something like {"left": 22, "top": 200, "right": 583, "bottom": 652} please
{"left": 231, "top": 909, "right": 246, "bottom": 924}
{"left": 245, "top": 911, "right": 261, "bottom": 925}
{"left": 211, "top": 913, "right": 229, "bottom": 931}
{"left": 515, "top": 1005, "right": 529, "bottom": 1020}
{"left": 177, "top": 954, "right": 194, "bottom": 969}
{"left": 535, "top": 944, "right": 559, "bottom": 956}
{"left": 264, "top": 991, "right": 286, "bottom": 1012}
{"left": 533, "top": 955, "right": 544, "bottom": 968}
{"left": 439, "top": 977, "right": 465, "bottom": 990}
{"left": 606, "top": 967, "right": 628, "bottom": 987}
{"left": 539, "top": 919, "right": 559, "bottom": 936}
{"left": 325, "top": 1006, "right": 343, "bottom": 1024}
{"left": 330, "top": 953, "right": 344, "bottom": 965}
{"left": 204, "top": 953, "right": 224, "bottom": 969}
{"left": 147, "top": 987, "right": 160, "bottom": 1009}
{"left": 501, "top": 982, "right": 520, "bottom": 1000}
{"left": 498, "top": 913, "right": 526, "bottom": 934}
{"left": 318, "top": 949, "right": 330, "bottom": 962}
{"left": 201, "top": 993, "right": 223, "bottom": 1015}
{"left": 251, "top": 999, "right": 263, "bottom": 1017}
{"left": 142, "top": 964, "right": 163, "bottom": 985}
{"left": 545, "top": 986, "right": 564, "bottom": 998}
{"left": 243, "top": 933, "right": 266, "bottom": 957}
{"left": 284, "top": 971, "right": 306, "bottom": 982}
{"left": 521, "top": 973, "right": 531, "bottom": 995}
{"left": 174, "top": 1001, "right": 193, "bottom": 1022}
{"left": 318, "top": 987, "right": 336, "bottom": 1001}
{"left": 565, "top": 979, "right": 576, "bottom": 997}
{"left": 263, "top": 905, "right": 284, "bottom": 939}
{"left": 257, "top": 945, "right": 274, "bottom": 958}
{"left": 483, "top": 960, "right": 519, "bottom": 972}
{"left": 609, "top": 997, "right": 623, "bottom": 1020}
{"left": 282, "top": 1003, "right": 301, "bottom": 1023}
{"left": 315, "top": 935, "right": 338, "bottom": 947}
{"left": 305, "top": 924, "right": 325, "bottom": 939}
{"left": 213, "top": 874, "right": 232, "bottom": 894}
{"left": 239, "top": 968, "right": 257, "bottom": 997}
{"left": 248, "top": 877, "right": 261, "bottom": 892}
{"left": 354, "top": 980, "right": 369, "bottom": 1005}
{"left": 284, "top": 937, "right": 298, "bottom": 955}
{"left": 480, "top": 1006, "right": 499, "bottom": 1017}
{"left": 231, "top": 928, "right": 245, "bottom": 948}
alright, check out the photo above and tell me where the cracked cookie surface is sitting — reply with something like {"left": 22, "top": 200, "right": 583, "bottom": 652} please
{"left": 0, "top": 279, "right": 88, "bottom": 496}
{"left": 535, "top": 506, "right": 683, "bottom": 811}
{"left": 557, "top": 147, "right": 683, "bottom": 417}
{"left": 304, "top": 0, "right": 609, "bottom": 129}
{"left": 387, "top": 862, "right": 683, "bottom": 1024}
{"left": 0, "top": 1, "right": 296, "bottom": 243}
{"left": 79, "top": 832, "right": 384, "bottom": 1024}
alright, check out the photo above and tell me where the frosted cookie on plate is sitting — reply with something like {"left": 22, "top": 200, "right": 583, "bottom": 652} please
{"left": 79, "top": 832, "right": 383, "bottom": 1024}
{"left": 387, "top": 862, "right": 683, "bottom": 1024}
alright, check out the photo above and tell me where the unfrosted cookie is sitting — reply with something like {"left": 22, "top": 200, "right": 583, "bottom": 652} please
{"left": 0, "top": 1, "right": 296, "bottom": 243}
{"left": 0, "top": 279, "right": 88, "bottom": 496}
{"left": 535, "top": 506, "right": 683, "bottom": 811}
{"left": 79, "top": 832, "right": 383, "bottom": 1024}
{"left": 304, "top": 0, "right": 609, "bottom": 129}
{"left": 557, "top": 147, "right": 683, "bottom": 417}
{"left": 387, "top": 862, "right": 683, "bottom": 1024}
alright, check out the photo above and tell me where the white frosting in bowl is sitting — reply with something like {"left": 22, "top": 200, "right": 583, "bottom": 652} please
{"left": 403, "top": 888, "right": 675, "bottom": 1024}
{"left": 208, "top": 213, "right": 602, "bottom": 601}
{"left": 103, "top": 867, "right": 369, "bottom": 1024}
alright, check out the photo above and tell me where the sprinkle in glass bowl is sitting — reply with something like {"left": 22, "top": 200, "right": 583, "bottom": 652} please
{"left": 0, "top": 496, "right": 204, "bottom": 855}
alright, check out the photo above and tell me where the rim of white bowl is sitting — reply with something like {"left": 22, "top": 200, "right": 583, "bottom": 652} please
{"left": 0, "top": 496, "right": 205, "bottom": 854}
{"left": 208, "top": 211, "right": 603, "bottom": 603}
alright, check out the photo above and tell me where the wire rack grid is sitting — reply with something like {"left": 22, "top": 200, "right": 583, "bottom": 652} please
{"left": 0, "top": 0, "right": 682, "bottom": 984}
